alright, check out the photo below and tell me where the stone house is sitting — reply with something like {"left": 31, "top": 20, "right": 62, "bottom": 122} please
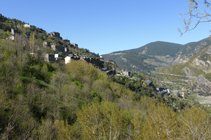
{"left": 92, "top": 58, "right": 104, "bottom": 68}
{"left": 122, "top": 71, "right": 129, "bottom": 76}
{"left": 71, "top": 56, "right": 80, "bottom": 60}
{"left": 10, "top": 28, "right": 19, "bottom": 40}
{"left": 106, "top": 70, "right": 116, "bottom": 76}
{"left": 51, "top": 44, "right": 65, "bottom": 52}
{"left": 43, "top": 41, "right": 50, "bottom": 47}
{"left": 44, "top": 53, "right": 55, "bottom": 63}
{"left": 55, "top": 54, "right": 59, "bottom": 60}
{"left": 72, "top": 43, "right": 78, "bottom": 48}
{"left": 11, "top": 28, "right": 18, "bottom": 35}
{"left": 24, "top": 24, "right": 30, "bottom": 28}
{"left": 65, "top": 56, "right": 71, "bottom": 64}
{"left": 50, "top": 32, "right": 60, "bottom": 37}
{"left": 156, "top": 87, "right": 170, "bottom": 96}
{"left": 9, "top": 36, "right": 14, "bottom": 40}
{"left": 64, "top": 47, "right": 68, "bottom": 52}
{"left": 180, "top": 92, "right": 185, "bottom": 98}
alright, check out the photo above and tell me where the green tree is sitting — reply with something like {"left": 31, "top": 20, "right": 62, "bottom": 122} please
{"left": 142, "top": 102, "right": 178, "bottom": 139}
{"left": 57, "top": 120, "right": 80, "bottom": 140}
{"left": 178, "top": 106, "right": 211, "bottom": 139}
{"left": 65, "top": 60, "right": 98, "bottom": 84}
{"left": 76, "top": 102, "right": 125, "bottom": 140}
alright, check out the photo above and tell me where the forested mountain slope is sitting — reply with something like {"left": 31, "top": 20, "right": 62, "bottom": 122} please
{"left": 158, "top": 42, "right": 211, "bottom": 96}
{"left": 102, "top": 37, "right": 211, "bottom": 74}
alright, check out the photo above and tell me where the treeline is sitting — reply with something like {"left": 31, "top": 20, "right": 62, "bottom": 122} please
{"left": 0, "top": 38, "right": 211, "bottom": 139}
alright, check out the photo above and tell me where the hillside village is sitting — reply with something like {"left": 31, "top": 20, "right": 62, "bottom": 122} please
{"left": 1, "top": 13, "right": 210, "bottom": 139}
{"left": 8, "top": 25, "right": 111, "bottom": 70}
{"left": 6, "top": 24, "right": 179, "bottom": 98}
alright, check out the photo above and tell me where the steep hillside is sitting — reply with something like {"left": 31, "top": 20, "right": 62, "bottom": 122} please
{"left": 0, "top": 14, "right": 100, "bottom": 59}
{"left": 157, "top": 43, "right": 211, "bottom": 96}
{"left": 1, "top": 14, "right": 208, "bottom": 139}
{"left": 102, "top": 37, "right": 211, "bottom": 74}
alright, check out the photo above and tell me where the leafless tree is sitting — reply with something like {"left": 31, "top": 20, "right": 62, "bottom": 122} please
{"left": 179, "top": 0, "right": 211, "bottom": 35}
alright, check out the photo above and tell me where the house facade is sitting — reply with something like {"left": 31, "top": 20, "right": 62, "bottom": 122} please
{"left": 65, "top": 56, "right": 71, "bottom": 64}
{"left": 43, "top": 41, "right": 50, "bottom": 47}
{"left": 44, "top": 53, "right": 55, "bottom": 63}
{"left": 51, "top": 44, "right": 65, "bottom": 52}
{"left": 24, "top": 24, "right": 30, "bottom": 28}
{"left": 50, "top": 32, "right": 60, "bottom": 37}
{"left": 72, "top": 43, "right": 78, "bottom": 48}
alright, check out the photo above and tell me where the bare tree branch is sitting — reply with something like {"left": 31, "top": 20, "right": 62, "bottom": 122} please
{"left": 179, "top": 0, "right": 211, "bottom": 35}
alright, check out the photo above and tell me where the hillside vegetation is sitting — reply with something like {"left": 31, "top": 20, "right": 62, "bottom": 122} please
{"left": 0, "top": 14, "right": 100, "bottom": 59}
{"left": 0, "top": 14, "right": 211, "bottom": 139}
{"left": 1, "top": 38, "right": 210, "bottom": 139}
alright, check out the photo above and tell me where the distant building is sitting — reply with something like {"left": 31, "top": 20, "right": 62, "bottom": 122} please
{"left": 65, "top": 56, "right": 71, "bottom": 64}
{"left": 180, "top": 92, "right": 185, "bottom": 98}
{"left": 156, "top": 87, "right": 170, "bottom": 96}
{"left": 10, "top": 28, "right": 18, "bottom": 40}
{"left": 55, "top": 54, "right": 59, "bottom": 60}
{"left": 71, "top": 56, "right": 80, "bottom": 60}
{"left": 122, "top": 70, "right": 129, "bottom": 76}
{"left": 106, "top": 70, "right": 116, "bottom": 76}
{"left": 68, "top": 54, "right": 73, "bottom": 57}
{"left": 72, "top": 43, "right": 78, "bottom": 48}
{"left": 145, "top": 80, "right": 156, "bottom": 90}
{"left": 43, "top": 41, "right": 50, "bottom": 47}
{"left": 11, "top": 28, "right": 15, "bottom": 35}
{"left": 9, "top": 35, "right": 14, "bottom": 40}
{"left": 80, "top": 55, "right": 88, "bottom": 59}
{"left": 51, "top": 44, "right": 65, "bottom": 52}
{"left": 24, "top": 24, "right": 30, "bottom": 28}
{"left": 11, "top": 29, "right": 14, "bottom": 35}
{"left": 89, "top": 58, "right": 104, "bottom": 68}
{"left": 44, "top": 53, "right": 55, "bottom": 63}
{"left": 157, "top": 90, "right": 170, "bottom": 96}
{"left": 50, "top": 32, "right": 60, "bottom": 37}
{"left": 64, "top": 47, "right": 68, "bottom": 52}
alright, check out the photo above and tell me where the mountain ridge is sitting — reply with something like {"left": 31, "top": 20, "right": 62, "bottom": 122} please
{"left": 102, "top": 36, "right": 211, "bottom": 74}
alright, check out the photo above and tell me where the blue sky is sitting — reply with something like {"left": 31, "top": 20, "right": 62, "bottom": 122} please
{"left": 1, "top": 0, "right": 210, "bottom": 55}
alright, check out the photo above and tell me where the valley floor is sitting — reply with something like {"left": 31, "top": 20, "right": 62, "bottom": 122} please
{"left": 153, "top": 72, "right": 211, "bottom": 104}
